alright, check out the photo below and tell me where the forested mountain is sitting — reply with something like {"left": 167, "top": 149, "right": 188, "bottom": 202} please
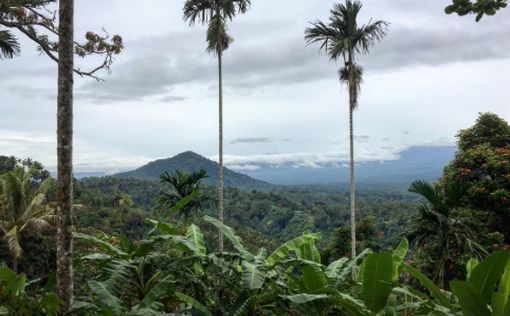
{"left": 115, "top": 151, "right": 274, "bottom": 190}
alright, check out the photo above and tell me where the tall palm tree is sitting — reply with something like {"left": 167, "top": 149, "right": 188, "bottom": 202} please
{"left": 183, "top": 0, "right": 251, "bottom": 251}
{"left": 305, "top": 1, "right": 388, "bottom": 258}
{"left": 407, "top": 180, "right": 486, "bottom": 288}
{"left": 0, "top": 30, "right": 20, "bottom": 59}
{"left": 0, "top": 167, "right": 56, "bottom": 272}
{"left": 156, "top": 169, "right": 212, "bottom": 222}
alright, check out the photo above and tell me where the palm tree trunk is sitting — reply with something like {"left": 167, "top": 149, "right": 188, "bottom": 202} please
{"left": 218, "top": 51, "right": 224, "bottom": 252}
{"left": 349, "top": 103, "right": 356, "bottom": 260}
{"left": 348, "top": 55, "right": 356, "bottom": 261}
{"left": 56, "top": 0, "right": 75, "bottom": 311}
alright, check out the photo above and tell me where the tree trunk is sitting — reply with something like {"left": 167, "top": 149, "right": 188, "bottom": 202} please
{"left": 12, "top": 255, "right": 18, "bottom": 273}
{"left": 348, "top": 56, "right": 356, "bottom": 261}
{"left": 349, "top": 104, "right": 356, "bottom": 259}
{"left": 56, "top": 0, "right": 75, "bottom": 311}
{"left": 218, "top": 51, "right": 224, "bottom": 252}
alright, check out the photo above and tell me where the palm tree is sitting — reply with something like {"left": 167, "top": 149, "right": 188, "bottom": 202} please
{"left": 0, "top": 30, "right": 20, "bottom": 59}
{"left": 0, "top": 167, "right": 56, "bottom": 272}
{"left": 407, "top": 180, "right": 486, "bottom": 288}
{"left": 183, "top": 0, "right": 251, "bottom": 251}
{"left": 305, "top": 1, "right": 388, "bottom": 258}
{"left": 156, "top": 169, "right": 212, "bottom": 222}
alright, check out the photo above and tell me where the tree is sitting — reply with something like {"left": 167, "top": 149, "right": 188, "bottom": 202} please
{"left": 1, "top": 1, "right": 124, "bottom": 309}
{"left": 305, "top": 0, "right": 388, "bottom": 258}
{"left": 183, "top": 0, "right": 251, "bottom": 251}
{"left": 0, "top": 30, "right": 19, "bottom": 59}
{"left": 442, "top": 112, "right": 510, "bottom": 241}
{"left": 0, "top": 167, "right": 56, "bottom": 272}
{"left": 407, "top": 180, "right": 486, "bottom": 288}
{"left": 156, "top": 169, "right": 212, "bottom": 222}
{"left": 445, "top": 0, "right": 507, "bottom": 21}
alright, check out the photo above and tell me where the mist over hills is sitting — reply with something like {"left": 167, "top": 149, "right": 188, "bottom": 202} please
{"left": 239, "top": 146, "right": 456, "bottom": 185}
{"left": 107, "top": 146, "right": 456, "bottom": 187}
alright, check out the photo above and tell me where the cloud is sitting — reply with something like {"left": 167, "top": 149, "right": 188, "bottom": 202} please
{"left": 230, "top": 137, "right": 273, "bottom": 144}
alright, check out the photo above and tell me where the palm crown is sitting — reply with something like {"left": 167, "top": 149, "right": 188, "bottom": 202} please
{"left": 305, "top": 1, "right": 388, "bottom": 109}
{"left": 0, "top": 167, "right": 56, "bottom": 270}
{"left": 183, "top": 0, "right": 251, "bottom": 54}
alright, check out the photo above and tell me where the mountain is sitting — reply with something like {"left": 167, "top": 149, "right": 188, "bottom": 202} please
{"left": 237, "top": 146, "right": 457, "bottom": 185}
{"left": 115, "top": 151, "right": 273, "bottom": 190}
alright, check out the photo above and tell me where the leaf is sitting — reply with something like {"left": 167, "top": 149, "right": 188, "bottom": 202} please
{"left": 466, "top": 258, "right": 479, "bottom": 280}
{"left": 391, "top": 238, "right": 408, "bottom": 282}
{"left": 402, "top": 263, "right": 454, "bottom": 310}
{"left": 301, "top": 264, "right": 328, "bottom": 292}
{"left": 166, "top": 190, "right": 199, "bottom": 217}
{"left": 362, "top": 252, "right": 394, "bottom": 313}
{"left": 204, "top": 215, "right": 253, "bottom": 259}
{"left": 242, "top": 261, "right": 265, "bottom": 289}
{"left": 297, "top": 240, "right": 321, "bottom": 264}
{"left": 73, "top": 232, "right": 128, "bottom": 258}
{"left": 81, "top": 253, "right": 112, "bottom": 261}
{"left": 145, "top": 219, "right": 179, "bottom": 236}
{"left": 174, "top": 291, "right": 212, "bottom": 316}
{"left": 88, "top": 280, "right": 124, "bottom": 312}
{"left": 186, "top": 224, "right": 206, "bottom": 256}
{"left": 469, "top": 251, "right": 508, "bottom": 301}
{"left": 285, "top": 293, "right": 329, "bottom": 304}
{"left": 445, "top": 4, "right": 457, "bottom": 14}
{"left": 450, "top": 280, "right": 491, "bottom": 316}
{"left": 492, "top": 258, "right": 510, "bottom": 316}
{"left": 265, "top": 233, "right": 320, "bottom": 266}
{"left": 325, "top": 257, "right": 349, "bottom": 278}
{"left": 136, "top": 275, "right": 173, "bottom": 309}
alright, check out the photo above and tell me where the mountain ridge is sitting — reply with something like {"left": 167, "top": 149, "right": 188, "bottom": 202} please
{"left": 114, "top": 151, "right": 274, "bottom": 190}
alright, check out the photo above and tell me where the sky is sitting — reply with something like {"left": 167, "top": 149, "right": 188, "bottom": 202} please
{"left": 1, "top": 0, "right": 509, "bottom": 174}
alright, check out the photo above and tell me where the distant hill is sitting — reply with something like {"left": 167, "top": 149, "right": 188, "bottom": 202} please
{"left": 115, "top": 151, "right": 273, "bottom": 190}
{"left": 238, "top": 146, "right": 457, "bottom": 185}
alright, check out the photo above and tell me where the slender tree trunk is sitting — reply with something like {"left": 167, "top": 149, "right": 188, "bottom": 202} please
{"left": 348, "top": 54, "right": 356, "bottom": 261}
{"left": 349, "top": 104, "right": 356, "bottom": 259}
{"left": 56, "top": 0, "right": 75, "bottom": 311}
{"left": 218, "top": 51, "right": 224, "bottom": 252}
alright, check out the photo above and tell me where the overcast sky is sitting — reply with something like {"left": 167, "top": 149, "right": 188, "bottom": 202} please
{"left": 1, "top": 0, "right": 509, "bottom": 173}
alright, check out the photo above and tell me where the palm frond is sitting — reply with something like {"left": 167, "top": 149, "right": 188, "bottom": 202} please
{"left": 0, "top": 30, "right": 21, "bottom": 60}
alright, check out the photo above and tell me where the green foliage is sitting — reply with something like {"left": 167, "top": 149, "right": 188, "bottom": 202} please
{"left": 445, "top": 0, "right": 507, "bottom": 21}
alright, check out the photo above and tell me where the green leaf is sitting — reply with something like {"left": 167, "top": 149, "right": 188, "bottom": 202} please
{"left": 73, "top": 232, "right": 128, "bottom": 258}
{"left": 204, "top": 215, "right": 253, "bottom": 259}
{"left": 266, "top": 233, "right": 320, "bottom": 266}
{"left": 325, "top": 257, "right": 349, "bottom": 278}
{"left": 445, "top": 4, "right": 457, "bottom": 14}
{"left": 297, "top": 240, "right": 321, "bottom": 264}
{"left": 466, "top": 258, "right": 479, "bottom": 280}
{"left": 174, "top": 291, "right": 212, "bottom": 316}
{"left": 391, "top": 238, "right": 408, "bottom": 282}
{"left": 186, "top": 224, "right": 206, "bottom": 256}
{"left": 285, "top": 293, "right": 329, "bottom": 304}
{"left": 301, "top": 264, "right": 328, "bottom": 292}
{"left": 492, "top": 258, "right": 510, "bottom": 316}
{"left": 469, "top": 251, "right": 508, "bottom": 301}
{"left": 402, "top": 263, "right": 454, "bottom": 310}
{"left": 166, "top": 190, "right": 199, "bottom": 217}
{"left": 362, "top": 252, "right": 394, "bottom": 313}
{"left": 136, "top": 275, "right": 173, "bottom": 309}
{"left": 88, "top": 280, "right": 124, "bottom": 312}
{"left": 145, "top": 219, "right": 179, "bottom": 236}
{"left": 242, "top": 261, "right": 265, "bottom": 289}
{"left": 450, "top": 280, "right": 491, "bottom": 316}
